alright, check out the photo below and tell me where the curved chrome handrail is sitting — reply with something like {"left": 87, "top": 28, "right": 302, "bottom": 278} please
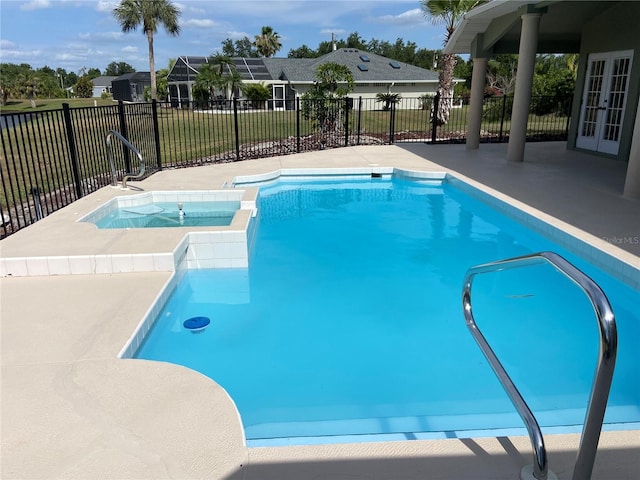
{"left": 462, "top": 251, "right": 617, "bottom": 480}
{"left": 105, "top": 129, "right": 145, "bottom": 189}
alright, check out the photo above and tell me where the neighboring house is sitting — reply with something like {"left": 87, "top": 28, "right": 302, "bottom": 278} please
{"left": 112, "top": 72, "right": 151, "bottom": 102}
{"left": 90, "top": 76, "right": 117, "bottom": 98}
{"left": 444, "top": 0, "right": 640, "bottom": 198}
{"left": 167, "top": 50, "right": 445, "bottom": 110}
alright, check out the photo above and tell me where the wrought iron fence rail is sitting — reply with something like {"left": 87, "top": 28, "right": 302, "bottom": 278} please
{"left": 1, "top": 94, "right": 572, "bottom": 237}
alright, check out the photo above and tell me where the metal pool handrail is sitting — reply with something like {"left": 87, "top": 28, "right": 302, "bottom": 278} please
{"left": 461, "top": 251, "right": 617, "bottom": 480}
{"left": 105, "top": 129, "right": 145, "bottom": 189}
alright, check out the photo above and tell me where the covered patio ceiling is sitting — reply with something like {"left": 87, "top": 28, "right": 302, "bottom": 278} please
{"left": 445, "top": 0, "right": 625, "bottom": 55}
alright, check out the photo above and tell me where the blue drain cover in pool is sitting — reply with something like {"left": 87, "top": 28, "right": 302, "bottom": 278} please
{"left": 183, "top": 316, "right": 210, "bottom": 331}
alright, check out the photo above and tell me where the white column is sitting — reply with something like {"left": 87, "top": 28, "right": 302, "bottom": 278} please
{"left": 466, "top": 57, "right": 488, "bottom": 150}
{"left": 623, "top": 96, "right": 640, "bottom": 198}
{"left": 507, "top": 13, "right": 542, "bottom": 162}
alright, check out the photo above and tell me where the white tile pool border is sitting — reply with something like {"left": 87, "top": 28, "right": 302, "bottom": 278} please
{"left": 78, "top": 189, "right": 249, "bottom": 225}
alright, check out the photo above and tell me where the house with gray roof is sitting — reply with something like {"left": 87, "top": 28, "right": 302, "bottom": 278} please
{"left": 112, "top": 72, "right": 151, "bottom": 102}
{"left": 90, "top": 76, "right": 117, "bottom": 98}
{"left": 167, "top": 49, "right": 444, "bottom": 110}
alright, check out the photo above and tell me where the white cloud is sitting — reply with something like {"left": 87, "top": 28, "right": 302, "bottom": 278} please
{"left": 182, "top": 18, "right": 221, "bottom": 29}
{"left": 0, "top": 39, "right": 17, "bottom": 48}
{"left": 320, "top": 28, "right": 346, "bottom": 36}
{"left": 96, "top": 1, "right": 117, "bottom": 13}
{"left": 20, "top": 0, "right": 50, "bottom": 11}
{"left": 376, "top": 8, "right": 426, "bottom": 26}
{"left": 78, "top": 32, "right": 125, "bottom": 41}
{"left": 174, "top": 2, "right": 205, "bottom": 15}
{"left": 0, "top": 47, "right": 42, "bottom": 58}
{"left": 121, "top": 45, "right": 138, "bottom": 53}
{"left": 226, "top": 30, "right": 251, "bottom": 40}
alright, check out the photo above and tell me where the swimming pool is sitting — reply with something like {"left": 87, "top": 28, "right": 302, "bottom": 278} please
{"left": 130, "top": 172, "right": 640, "bottom": 446}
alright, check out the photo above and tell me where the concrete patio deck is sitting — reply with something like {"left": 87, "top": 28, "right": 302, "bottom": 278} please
{"left": 1, "top": 142, "right": 638, "bottom": 479}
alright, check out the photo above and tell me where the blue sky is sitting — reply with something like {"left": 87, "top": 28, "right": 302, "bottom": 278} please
{"left": 0, "top": 0, "right": 446, "bottom": 74}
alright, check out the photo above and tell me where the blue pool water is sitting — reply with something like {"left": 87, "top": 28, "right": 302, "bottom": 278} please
{"left": 135, "top": 175, "right": 640, "bottom": 445}
{"left": 94, "top": 201, "right": 238, "bottom": 228}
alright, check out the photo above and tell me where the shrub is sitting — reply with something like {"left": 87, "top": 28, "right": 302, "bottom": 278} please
{"left": 375, "top": 92, "right": 401, "bottom": 111}
{"left": 418, "top": 93, "right": 434, "bottom": 111}
{"left": 244, "top": 83, "right": 271, "bottom": 109}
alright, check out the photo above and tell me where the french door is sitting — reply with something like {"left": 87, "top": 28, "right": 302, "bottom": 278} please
{"left": 576, "top": 50, "right": 633, "bottom": 155}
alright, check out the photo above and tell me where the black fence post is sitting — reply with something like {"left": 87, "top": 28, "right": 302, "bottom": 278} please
{"left": 61, "top": 103, "right": 83, "bottom": 199}
{"left": 151, "top": 99, "right": 162, "bottom": 170}
{"left": 499, "top": 95, "right": 508, "bottom": 142}
{"left": 565, "top": 96, "right": 573, "bottom": 138}
{"left": 117, "top": 100, "right": 131, "bottom": 172}
{"left": 233, "top": 98, "right": 240, "bottom": 161}
{"left": 431, "top": 92, "right": 440, "bottom": 143}
{"left": 344, "top": 97, "right": 350, "bottom": 147}
{"left": 356, "top": 97, "right": 362, "bottom": 145}
{"left": 296, "top": 97, "right": 301, "bottom": 153}
{"left": 389, "top": 100, "right": 396, "bottom": 144}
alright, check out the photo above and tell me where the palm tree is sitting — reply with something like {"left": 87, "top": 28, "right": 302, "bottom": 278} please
{"left": 194, "top": 62, "right": 223, "bottom": 106}
{"left": 420, "top": 0, "right": 485, "bottom": 125}
{"left": 113, "top": 0, "right": 181, "bottom": 100}
{"left": 254, "top": 26, "right": 282, "bottom": 58}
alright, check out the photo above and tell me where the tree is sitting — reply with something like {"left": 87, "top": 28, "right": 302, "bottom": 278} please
{"left": 346, "top": 32, "right": 367, "bottom": 50}
{"left": 113, "top": 0, "right": 181, "bottom": 100}
{"left": 288, "top": 44, "right": 318, "bottom": 58}
{"left": 105, "top": 61, "right": 136, "bottom": 76}
{"left": 221, "top": 37, "right": 258, "bottom": 57}
{"left": 302, "top": 62, "right": 354, "bottom": 136}
{"left": 420, "top": 0, "right": 486, "bottom": 125}
{"left": 0, "top": 63, "right": 22, "bottom": 105}
{"left": 87, "top": 68, "right": 102, "bottom": 79}
{"left": 17, "top": 70, "right": 43, "bottom": 107}
{"left": 194, "top": 62, "right": 222, "bottom": 105}
{"left": 75, "top": 76, "right": 93, "bottom": 98}
{"left": 254, "top": 26, "right": 282, "bottom": 58}
{"left": 194, "top": 55, "right": 245, "bottom": 105}
{"left": 154, "top": 58, "right": 175, "bottom": 101}
{"left": 531, "top": 54, "right": 576, "bottom": 116}
{"left": 486, "top": 54, "right": 518, "bottom": 95}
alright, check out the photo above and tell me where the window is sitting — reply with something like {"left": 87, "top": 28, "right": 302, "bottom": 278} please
{"left": 359, "top": 54, "right": 370, "bottom": 62}
{"left": 389, "top": 61, "right": 401, "bottom": 69}
{"left": 357, "top": 64, "right": 369, "bottom": 72}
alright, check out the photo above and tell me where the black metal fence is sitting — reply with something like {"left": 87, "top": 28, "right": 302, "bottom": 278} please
{"left": 1, "top": 93, "right": 572, "bottom": 238}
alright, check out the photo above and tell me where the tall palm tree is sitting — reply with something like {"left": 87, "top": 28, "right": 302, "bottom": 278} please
{"left": 253, "top": 26, "right": 282, "bottom": 58}
{"left": 420, "top": 0, "right": 485, "bottom": 125}
{"left": 113, "top": 0, "right": 181, "bottom": 100}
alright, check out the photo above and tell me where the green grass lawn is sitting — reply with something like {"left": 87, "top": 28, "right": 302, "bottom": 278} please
{"left": 1, "top": 97, "right": 116, "bottom": 113}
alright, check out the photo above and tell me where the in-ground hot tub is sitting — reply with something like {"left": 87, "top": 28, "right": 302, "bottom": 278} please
{"left": 80, "top": 190, "right": 252, "bottom": 229}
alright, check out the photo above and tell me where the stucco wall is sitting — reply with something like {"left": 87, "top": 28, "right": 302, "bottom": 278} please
{"left": 568, "top": 2, "right": 640, "bottom": 162}
{"left": 289, "top": 83, "right": 439, "bottom": 111}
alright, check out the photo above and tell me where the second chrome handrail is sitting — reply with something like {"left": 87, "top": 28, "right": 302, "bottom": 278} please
{"left": 462, "top": 251, "right": 617, "bottom": 480}
{"left": 105, "top": 129, "right": 145, "bottom": 189}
